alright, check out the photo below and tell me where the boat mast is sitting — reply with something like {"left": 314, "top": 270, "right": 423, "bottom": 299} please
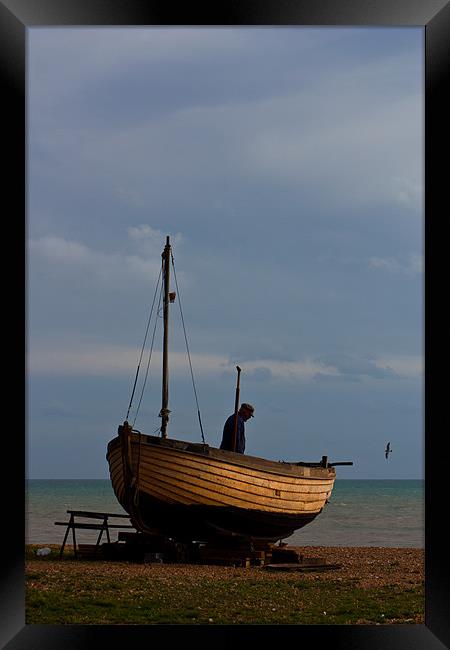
{"left": 160, "top": 235, "right": 171, "bottom": 438}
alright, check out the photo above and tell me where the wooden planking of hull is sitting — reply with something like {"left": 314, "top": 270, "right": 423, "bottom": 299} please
{"left": 106, "top": 431, "right": 336, "bottom": 542}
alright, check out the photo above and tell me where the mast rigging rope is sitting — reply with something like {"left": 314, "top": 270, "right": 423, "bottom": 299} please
{"left": 124, "top": 250, "right": 206, "bottom": 444}
{"left": 132, "top": 279, "right": 164, "bottom": 429}
{"left": 171, "top": 253, "right": 206, "bottom": 444}
{"left": 125, "top": 261, "right": 162, "bottom": 423}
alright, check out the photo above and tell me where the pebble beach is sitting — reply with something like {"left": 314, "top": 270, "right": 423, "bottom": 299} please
{"left": 28, "top": 544, "right": 423, "bottom": 588}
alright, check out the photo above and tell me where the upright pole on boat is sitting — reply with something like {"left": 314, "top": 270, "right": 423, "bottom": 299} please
{"left": 160, "top": 235, "right": 171, "bottom": 438}
{"left": 231, "top": 366, "right": 242, "bottom": 452}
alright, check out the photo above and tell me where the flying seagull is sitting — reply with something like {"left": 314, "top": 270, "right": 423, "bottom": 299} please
{"left": 385, "top": 442, "right": 392, "bottom": 459}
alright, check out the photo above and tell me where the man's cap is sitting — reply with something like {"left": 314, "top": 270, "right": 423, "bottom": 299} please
{"left": 241, "top": 403, "right": 255, "bottom": 417}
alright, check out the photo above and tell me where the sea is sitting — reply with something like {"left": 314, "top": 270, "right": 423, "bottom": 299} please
{"left": 26, "top": 479, "right": 424, "bottom": 549}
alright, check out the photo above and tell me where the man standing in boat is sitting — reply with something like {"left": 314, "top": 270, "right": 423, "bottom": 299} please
{"left": 220, "top": 403, "right": 255, "bottom": 454}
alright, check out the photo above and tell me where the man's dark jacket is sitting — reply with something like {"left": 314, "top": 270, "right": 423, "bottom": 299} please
{"left": 220, "top": 414, "right": 245, "bottom": 453}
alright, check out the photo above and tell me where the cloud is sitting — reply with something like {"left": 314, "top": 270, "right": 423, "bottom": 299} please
{"left": 29, "top": 32, "right": 422, "bottom": 220}
{"left": 369, "top": 253, "right": 423, "bottom": 275}
{"left": 29, "top": 28, "right": 254, "bottom": 90}
{"left": 375, "top": 355, "right": 423, "bottom": 379}
{"left": 313, "top": 353, "right": 417, "bottom": 381}
{"left": 27, "top": 335, "right": 339, "bottom": 380}
{"left": 28, "top": 233, "right": 165, "bottom": 291}
{"left": 40, "top": 401, "right": 76, "bottom": 418}
{"left": 33, "top": 339, "right": 405, "bottom": 385}
{"left": 391, "top": 176, "right": 423, "bottom": 208}
{"left": 28, "top": 27, "right": 339, "bottom": 115}
{"left": 28, "top": 340, "right": 422, "bottom": 386}
{"left": 237, "top": 359, "right": 338, "bottom": 381}
{"left": 242, "top": 93, "right": 421, "bottom": 212}
{"left": 29, "top": 236, "right": 90, "bottom": 264}
{"left": 27, "top": 342, "right": 228, "bottom": 377}
{"left": 313, "top": 372, "right": 361, "bottom": 383}
{"left": 127, "top": 225, "right": 183, "bottom": 257}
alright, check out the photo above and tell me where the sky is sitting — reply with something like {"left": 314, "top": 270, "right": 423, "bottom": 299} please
{"left": 27, "top": 27, "right": 424, "bottom": 479}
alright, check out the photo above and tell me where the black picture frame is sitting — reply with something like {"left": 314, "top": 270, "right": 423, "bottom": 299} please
{"left": 3, "top": 0, "right": 449, "bottom": 647}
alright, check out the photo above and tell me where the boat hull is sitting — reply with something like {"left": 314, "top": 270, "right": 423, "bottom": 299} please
{"left": 122, "top": 493, "right": 320, "bottom": 541}
{"left": 106, "top": 430, "right": 336, "bottom": 542}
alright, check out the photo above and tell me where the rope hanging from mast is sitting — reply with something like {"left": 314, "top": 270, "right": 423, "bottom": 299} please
{"left": 171, "top": 252, "right": 206, "bottom": 444}
{"left": 125, "top": 261, "right": 163, "bottom": 423}
{"left": 132, "top": 278, "right": 164, "bottom": 429}
{"left": 124, "top": 237, "right": 206, "bottom": 444}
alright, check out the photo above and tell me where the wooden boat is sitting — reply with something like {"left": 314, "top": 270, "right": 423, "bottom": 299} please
{"left": 106, "top": 236, "right": 351, "bottom": 543}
